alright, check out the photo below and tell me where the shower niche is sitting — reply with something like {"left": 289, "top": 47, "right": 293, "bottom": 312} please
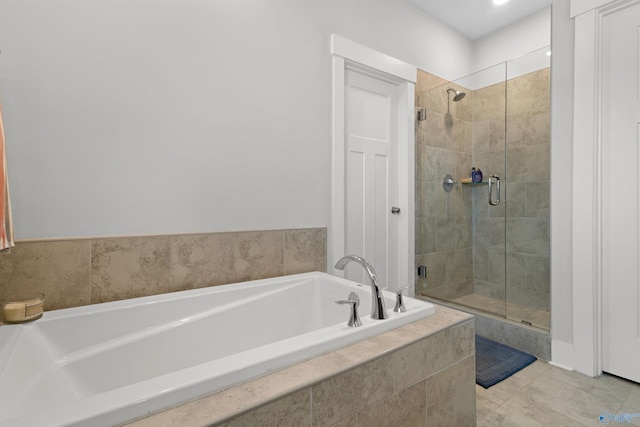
{"left": 415, "top": 47, "right": 550, "bottom": 331}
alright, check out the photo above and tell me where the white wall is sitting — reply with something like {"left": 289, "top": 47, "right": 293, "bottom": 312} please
{"left": 448, "top": 7, "right": 551, "bottom": 90}
{"left": 0, "top": 0, "right": 473, "bottom": 239}
{"left": 0, "top": 0, "right": 579, "bottom": 367}
{"left": 549, "top": 0, "right": 575, "bottom": 368}
{"left": 472, "top": 7, "right": 552, "bottom": 74}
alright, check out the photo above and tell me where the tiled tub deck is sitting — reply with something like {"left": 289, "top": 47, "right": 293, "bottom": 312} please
{"left": 126, "top": 305, "right": 475, "bottom": 427}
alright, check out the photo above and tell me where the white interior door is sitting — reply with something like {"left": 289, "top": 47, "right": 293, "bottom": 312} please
{"left": 602, "top": 2, "right": 640, "bottom": 384}
{"left": 343, "top": 68, "right": 399, "bottom": 288}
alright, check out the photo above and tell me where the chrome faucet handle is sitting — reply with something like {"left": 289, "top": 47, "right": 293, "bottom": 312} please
{"left": 334, "top": 255, "right": 388, "bottom": 320}
{"left": 335, "top": 292, "right": 362, "bottom": 327}
{"left": 394, "top": 285, "right": 410, "bottom": 313}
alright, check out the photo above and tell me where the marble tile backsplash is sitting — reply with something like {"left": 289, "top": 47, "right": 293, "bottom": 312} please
{"left": 0, "top": 228, "right": 326, "bottom": 320}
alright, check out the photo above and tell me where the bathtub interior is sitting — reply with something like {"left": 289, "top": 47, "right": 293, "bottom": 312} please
{"left": 0, "top": 272, "right": 435, "bottom": 426}
{"left": 57, "top": 277, "right": 373, "bottom": 396}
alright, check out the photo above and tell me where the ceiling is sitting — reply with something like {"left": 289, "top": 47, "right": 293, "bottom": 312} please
{"left": 406, "top": 0, "right": 553, "bottom": 40}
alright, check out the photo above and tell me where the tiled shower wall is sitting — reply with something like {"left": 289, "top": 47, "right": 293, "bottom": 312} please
{"left": 0, "top": 228, "right": 326, "bottom": 321}
{"left": 415, "top": 70, "right": 474, "bottom": 299}
{"left": 471, "top": 80, "right": 507, "bottom": 301}
{"left": 415, "top": 68, "right": 550, "bottom": 323}
{"left": 472, "top": 69, "right": 550, "bottom": 315}
{"left": 505, "top": 69, "right": 550, "bottom": 312}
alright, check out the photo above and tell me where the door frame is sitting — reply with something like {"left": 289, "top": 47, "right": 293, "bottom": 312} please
{"left": 329, "top": 34, "right": 416, "bottom": 293}
{"left": 570, "top": 0, "right": 640, "bottom": 377}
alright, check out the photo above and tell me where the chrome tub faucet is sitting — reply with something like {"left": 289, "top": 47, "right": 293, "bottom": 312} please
{"left": 334, "top": 255, "right": 388, "bottom": 320}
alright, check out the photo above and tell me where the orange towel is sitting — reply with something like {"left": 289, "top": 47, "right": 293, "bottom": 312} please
{"left": 0, "top": 99, "right": 14, "bottom": 251}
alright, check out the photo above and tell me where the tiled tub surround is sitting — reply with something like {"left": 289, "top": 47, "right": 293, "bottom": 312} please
{"left": 126, "top": 305, "right": 475, "bottom": 427}
{"left": 0, "top": 228, "right": 326, "bottom": 322}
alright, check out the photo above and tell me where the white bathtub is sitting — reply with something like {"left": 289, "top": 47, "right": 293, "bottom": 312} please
{"left": 0, "top": 272, "right": 435, "bottom": 427}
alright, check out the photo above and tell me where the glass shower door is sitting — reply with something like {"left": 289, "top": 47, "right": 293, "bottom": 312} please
{"left": 460, "top": 63, "right": 508, "bottom": 319}
{"left": 416, "top": 62, "right": 508, "bottom": 320}
{"left": 504, "top": 47, "right": 551, "bottom": 331}
{"left": 415, "top": 48, "right": 551, "bottom": 333}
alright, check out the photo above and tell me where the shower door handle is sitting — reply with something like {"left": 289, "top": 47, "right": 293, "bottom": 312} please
{"left": 488, "top": 175, "right": 501, "bottom": 206}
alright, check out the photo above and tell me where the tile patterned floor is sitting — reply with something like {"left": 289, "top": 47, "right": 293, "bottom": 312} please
{"left": 476, "top": 360, "right": 640, "bottom": 426}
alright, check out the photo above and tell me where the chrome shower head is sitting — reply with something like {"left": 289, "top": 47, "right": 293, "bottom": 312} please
{"left": 447, "top": 87, "right": 466, "bottom": 102}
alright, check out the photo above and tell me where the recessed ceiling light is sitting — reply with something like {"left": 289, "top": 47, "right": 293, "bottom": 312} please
{"left": 493, "top": 0, "right": 510, "bottom": 5}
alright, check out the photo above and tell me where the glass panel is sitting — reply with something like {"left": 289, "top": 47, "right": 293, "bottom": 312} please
{"left": 415, "top": 47, "right": 551, "bottom": 332}
{"left": 505, "top": 46, "right": 551, "bottom": 331}
{"left": 415, "top": 62, "right": 507, "bottom": 319}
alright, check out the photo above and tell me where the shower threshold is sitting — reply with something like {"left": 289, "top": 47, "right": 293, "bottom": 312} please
{"left": 417, "top": 292, "right": 549, "bottom": 332}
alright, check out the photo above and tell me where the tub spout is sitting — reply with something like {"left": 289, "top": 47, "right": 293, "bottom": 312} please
{"left": 334, "top": 255, "right": 388, "bottom": 320}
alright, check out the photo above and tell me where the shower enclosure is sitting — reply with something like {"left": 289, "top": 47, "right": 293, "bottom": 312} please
{"left": 415, "top": 47, "right": 550, "bottom": 332}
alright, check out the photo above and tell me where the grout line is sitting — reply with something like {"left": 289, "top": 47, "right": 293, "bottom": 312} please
{"left": 88, "top": 239, "right": 93, "bottom": 305}
{"left": 308, "top": 387, "right": 313, "bottom": 425}
{"left": 168, "top": 235, "right": 173, "bottom": 292}
{"left": 282, "top": 231, "right": 286, "bottom": 275}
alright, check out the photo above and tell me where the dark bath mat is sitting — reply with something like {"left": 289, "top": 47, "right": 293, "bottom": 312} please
{"left": 475, "top": 335, "right": 537, "bottom": 388}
